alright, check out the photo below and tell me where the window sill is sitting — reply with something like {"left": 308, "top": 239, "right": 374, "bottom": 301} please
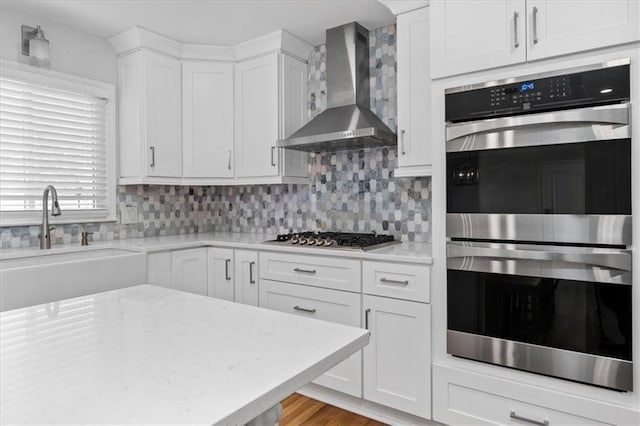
{"left": 0, "top": 213, "right": 118, "bottom": 228}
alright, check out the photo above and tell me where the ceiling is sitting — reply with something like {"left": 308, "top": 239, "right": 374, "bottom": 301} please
{"left": 0, "top": 0, "right": 396, "bottom": 46}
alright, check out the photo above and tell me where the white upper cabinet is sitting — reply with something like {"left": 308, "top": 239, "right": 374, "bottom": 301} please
{"left": 234, "top": 52, "right": 308, "bottom": 181}
{"left": 111, "top": 27, "right": 313, "bottom": 185}
{"left": 182, "top": 61, "right": 234, "bottom": 178}
{"left": 431, "top": 0, "right": 640, "bottom": 78}
{"left": 431, "top": 0, "right": 526, "bottom": 79}
{"left": 396, "top": 7, "right": 432, "bottom": 177}
{"left": 234, "top": 54, "right": 280, "bottom": 178}
{"left": 526, "top": 0, "right": 640, "bottom": 61}
{"left": 279, "top": 54, "right": 309, "bottom": 179}
{"left": 118, "top": 50, "right": 182, "bottom": 181}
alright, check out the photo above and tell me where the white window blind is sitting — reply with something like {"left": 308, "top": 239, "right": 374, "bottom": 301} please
{"left": 0, "top": 75, "right": 110, "bottom": 216}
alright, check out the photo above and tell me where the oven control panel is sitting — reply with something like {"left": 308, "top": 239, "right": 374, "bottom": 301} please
{"left": 446, "top": 62, "right": 629, "bottom": 123}
{"left": 490, "top": 76, "right": 571, "bottom": 110}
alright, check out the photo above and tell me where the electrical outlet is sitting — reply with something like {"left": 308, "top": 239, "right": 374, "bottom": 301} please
{"left": 120, "top": 204, "right": 138, "bottom": 224}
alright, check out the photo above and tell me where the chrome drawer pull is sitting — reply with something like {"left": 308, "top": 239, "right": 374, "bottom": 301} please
{"left": 293, "top": 305, "right": 316, "bottom": 314}
{"left": 380, "top": 277, "right": 409, "bottom": 285}
{"left": 365, "top": 308, "right": 371, "bottom": 329}
{"left": 294, "top": 267, "right": 317, "bottom": 274}
{"left": 510, "top": 411, "right": 549, "bottom": 426}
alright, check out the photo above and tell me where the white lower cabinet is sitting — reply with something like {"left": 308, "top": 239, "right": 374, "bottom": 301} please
{"left": 170, "top": 248, "right": 208, "bottom": 296}
{"left": 362, "top": 295, "right": 431, "bottom": 418}
{"left": 234, "top": 249, "right": 259, "bottom": 306}
{"left": 147, "top": 251, "right": 172, "bottom": 288}
{"left": 148, "top": 248, "right": 260, "bottom": 303}
{"left": 259, "top": 279, "right": 363, "bottom": 397}
{"left": 207, "top": 248, "right": 235, "bottom": 301}
{"left": 432, "top": 364, "right": 636, "bottom": 425}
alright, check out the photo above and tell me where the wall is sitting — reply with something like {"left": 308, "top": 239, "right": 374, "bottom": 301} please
{"left": 0, "top": 5, "right": 118, "bottom": 84}
{"left": 0, "top": 24, "right": 432, "bottom": 249}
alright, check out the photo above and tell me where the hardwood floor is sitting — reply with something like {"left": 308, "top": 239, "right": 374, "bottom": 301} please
{"left": 280, "top": 393, "right": 387, "bottom": 426}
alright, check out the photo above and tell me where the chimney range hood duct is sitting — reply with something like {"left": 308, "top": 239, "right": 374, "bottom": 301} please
{"left": 277, "top": 22, "right": 396, "bottom": 152}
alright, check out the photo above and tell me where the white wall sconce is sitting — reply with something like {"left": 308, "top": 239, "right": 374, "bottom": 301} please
{"left": 21, "top": 25, "right": 51, "bottom": 67}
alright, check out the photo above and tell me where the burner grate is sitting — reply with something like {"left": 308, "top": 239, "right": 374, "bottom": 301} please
{"left": 268, "top": 231, "right": 399, "bottom": 251}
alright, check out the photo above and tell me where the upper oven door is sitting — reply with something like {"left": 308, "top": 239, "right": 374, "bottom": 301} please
{"left": 446, "top": 103, "right": 632, "bottom": 246}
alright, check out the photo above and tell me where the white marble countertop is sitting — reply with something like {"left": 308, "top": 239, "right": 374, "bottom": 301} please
{"left": 0, "top": 284, "right": 369, "bottom": 425}
{"left": 1, "top": 232, "right": 433, "bottom": 264}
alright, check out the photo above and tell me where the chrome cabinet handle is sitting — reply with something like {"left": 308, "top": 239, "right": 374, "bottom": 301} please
{"left": 293, "top": 305, "right": 316, "bottom": 314}
{"left": 249, "top": 261, "right": 256, "bottom": 284}
{"left": 513, "top": 11, "right": 520, "bottom": 48}
{"left": 510, "top": 411, "right": 549, "bottom": 426}
{"left": 365, "top": 308, "right": 371, "bottom": 329}
{"left": 271, "top": 146, "right": 276, "bottom": 167}
{"left": 225, "top": 259, "right": 231, "bottom": 280}
{"left": 400, "top": 129, "right": 406, "bottom": 155}
{"left": 227, "top": 150, "right": 231, "bottom": 170}
{"left": 532, "top": 6, "right": 539, "bottom": 44}
{"left": 149, "top": 146, "right": 155, "bottom": 168}
{"left": 293, "top": 267, "right": 317, "bottom": 274}
{"left": 380, "top": 277, "right": 409, "bottom": 285}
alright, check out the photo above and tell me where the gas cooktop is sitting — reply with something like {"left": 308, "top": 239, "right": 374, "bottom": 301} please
{"left": 263, "top": 232, "right": 400, "bottom": 252}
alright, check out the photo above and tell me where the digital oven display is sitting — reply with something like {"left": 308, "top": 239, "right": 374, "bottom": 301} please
{"left": 520, "top": 82, "right": 535, "bottom": 92}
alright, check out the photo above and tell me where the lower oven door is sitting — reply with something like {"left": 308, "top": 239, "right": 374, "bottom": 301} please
{"left": 446, "top": 240, "right": 633, "bottom": 391}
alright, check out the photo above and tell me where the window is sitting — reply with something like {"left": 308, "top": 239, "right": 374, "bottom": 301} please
{"left": 0, "top": 61, "right": 116, "bottom": 226}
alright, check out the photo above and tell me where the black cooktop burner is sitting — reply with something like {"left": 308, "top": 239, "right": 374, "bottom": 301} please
{"left": 268, "top": 232, "right": 399, "bottom": 251}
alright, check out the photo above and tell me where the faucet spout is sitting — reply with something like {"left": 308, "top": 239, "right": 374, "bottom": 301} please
{"left": 40, "top": 185, "right": 62, "bottom": 249}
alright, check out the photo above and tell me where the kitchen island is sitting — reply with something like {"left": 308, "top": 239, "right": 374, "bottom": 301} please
{"left": 0, "top": 284, "right": 369, "bottom": 425}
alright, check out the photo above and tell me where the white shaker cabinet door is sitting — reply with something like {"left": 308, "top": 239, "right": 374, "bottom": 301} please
{"left": 278, "top": 53, "right": 309, "bottom": 178}
{"left": 363, "top": 295, "right": 431, "bottom": 418}
{"left": 147, "top": 251, "right": 172, "bottom": 288}
{"left": 234, "top": 249, "right": 259, "bottom": 306}
{"left": 170, "top": 248, "right": 208, "bottom": 296}
{"left": 207, "top": 247, "right": 235, "bottom": 301}
{"left": 144, "top": 51, "right": 182, "bottom": 177}
{"left": 397, "top": 7, "right": 431, "bottom": 173}
{"left": 182, "top": 61, "right": 234, "bottom": 178}
{"left": 526, "top": 0, "right": 640, "bottom": 61}
{"left": 430, "top": 0, "right": 526, "bottom": 78}
{"left": 234, "top": 54, "right": 279, "bottom": 178}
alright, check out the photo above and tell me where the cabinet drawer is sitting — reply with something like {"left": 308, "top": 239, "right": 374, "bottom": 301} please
{"left": 447, "top": 383, "right": 609, "bottom": 426}
{"left": 432, "top": 364, "right": 626, "bottom": 426}
{"left": 363, "top": 261, "right": 430, "bottom": 302}
{"left": 259, "top": 252, "right": 361, "bottom": 292}
{"left": 259, "top": 279, "right": 362, "bottom": 397}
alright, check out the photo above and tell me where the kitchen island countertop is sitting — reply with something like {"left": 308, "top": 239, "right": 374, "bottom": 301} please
{"left": 0, "top": 284, "right": 369, "bottom": 425}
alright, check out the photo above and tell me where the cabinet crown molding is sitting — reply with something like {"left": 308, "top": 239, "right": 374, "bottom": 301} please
{"left": 378, "top": 0, "right": 429, "bottom": 15}
{"left": 109, "top": 26, "right": 314, "bottom": 62}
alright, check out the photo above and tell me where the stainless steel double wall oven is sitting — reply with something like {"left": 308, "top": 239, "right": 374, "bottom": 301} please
{"left": 445, "top": 59, "right": 633, "bottom": 391}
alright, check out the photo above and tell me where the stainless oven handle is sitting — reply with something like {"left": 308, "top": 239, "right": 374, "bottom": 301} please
{"left": 447, "top": 242, "right": 631, "bottom": 272}
{"left": 446, "top": 103, "right": 629, "bottom": 142}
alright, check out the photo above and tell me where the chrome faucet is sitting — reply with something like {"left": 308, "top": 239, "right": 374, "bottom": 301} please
{"left": 40, "top": 185, "right": 62, "bottom": 249}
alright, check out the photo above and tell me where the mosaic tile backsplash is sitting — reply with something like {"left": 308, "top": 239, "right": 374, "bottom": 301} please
{"left": 1, "top": 24, "right": 432, "bottom": 249}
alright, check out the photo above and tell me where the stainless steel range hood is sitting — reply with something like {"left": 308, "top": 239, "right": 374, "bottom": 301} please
{"left": 277, "top": 22, "right": 396, "bottom": 152}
